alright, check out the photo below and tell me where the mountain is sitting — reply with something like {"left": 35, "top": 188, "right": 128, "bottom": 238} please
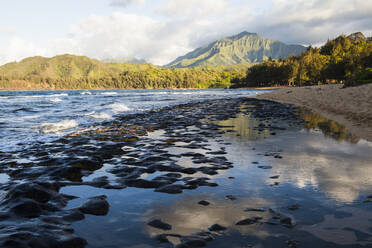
{"left": 347, "top": 32, "right": 366, "bottom": 43}
{"left": 166, "top": 31, "right": 307, "bottom": 68}
{"left": 101, "top": 57, "right": 147, "bottom": 64}
{"left": 0, "top": 54, "right": 152, "bottom": 80}
{"left": 0, "top": 54, "right": 249, "bottom": 90}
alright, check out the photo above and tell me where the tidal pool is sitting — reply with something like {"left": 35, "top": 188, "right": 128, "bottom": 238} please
{"left": 61, "top": 106, "right": 372, "bottom": 247}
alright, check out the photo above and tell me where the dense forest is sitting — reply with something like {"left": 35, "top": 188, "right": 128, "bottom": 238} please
{"left": 0, "top": 55, "right": 249, "bottom": 90}
{"left": 232, "top": 32, "right": 372, "bottom": 88}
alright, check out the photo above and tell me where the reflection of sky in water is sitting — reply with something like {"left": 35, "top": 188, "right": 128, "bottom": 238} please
{"left": 64, "top": 108, "right": 372, "bottom": 247}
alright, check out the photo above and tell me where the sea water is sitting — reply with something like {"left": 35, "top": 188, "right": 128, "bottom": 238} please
{"left": 0, "top": 88, "right": 269, "bottom": 152}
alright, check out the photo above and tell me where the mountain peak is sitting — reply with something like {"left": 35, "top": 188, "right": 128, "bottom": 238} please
{"left": 227, "top": 31, "right": 257, "bottom": 40}
{"left": 166, "top": 32, "right": 306, "bottom": 68}
{"left": 347, "top": 32, "right": 366, "bottom": 43}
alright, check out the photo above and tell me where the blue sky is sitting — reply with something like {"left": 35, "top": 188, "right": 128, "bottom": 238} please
{"left": 0, "top": 0, "right": 371, "bottom": 65}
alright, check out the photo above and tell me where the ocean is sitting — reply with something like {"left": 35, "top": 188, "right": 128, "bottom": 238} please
{"left": 0, "top": 88, "right": 270, "bottom": 152}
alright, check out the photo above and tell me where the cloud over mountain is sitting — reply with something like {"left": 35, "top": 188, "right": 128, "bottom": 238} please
{"left": 0, "top": 0, "right": 371, "bottom": 65}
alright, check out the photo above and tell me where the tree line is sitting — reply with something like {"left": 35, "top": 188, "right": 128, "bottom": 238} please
{"left": 232, "top": 34, "right": 372, "bottom": 88}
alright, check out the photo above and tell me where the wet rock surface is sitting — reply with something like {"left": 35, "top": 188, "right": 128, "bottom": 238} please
{"left": 0, "top": 98, "right": 304, "bottom": 247}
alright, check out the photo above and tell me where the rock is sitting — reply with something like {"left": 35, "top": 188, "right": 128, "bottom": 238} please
{"left": 7, "top": 183, "right": 58, "bottom": 203}
{"left": 208, "top": 224, "right": 226, "bottom": 231}
{"left": 56, "top": 236, "right": 88, "bottom": 248}
{"left": 287, "top": 239, "right": 299, "bottom": 248}
{"left": 269, "top": 175, "right": 280, "bottom": 179}
{"left": 236, "top": 216, "right": 262, "bottom": 225}
{"left": 147, "top": 219, "right": 172, "bottom": 230}
{"left": 244, "top": 208, "right": 266, "bottom": 212}
{"left": 155, "top": 184, "right": 183, "bottom": 194}
{"left": 280, "top": 215, "right": 296, "bottom": 228}
{"left": 79, "top": 195, "right": 109, "bottom": 216}
{"left": 198, "top": 200, "right": 210, "bottom": 206}
{"left": 180, "top": 236, "right": 207, "bottom": 247}
{"left": 63, "top": 210, "right": 85, "bottom": 222}
{"left": 236, "top": 218, "right": 256, "bottom": 225}
{"left": 125, "top": 178, "right": 168, "bottom": 188}
{"left": 225, "top": 195, "right": 237, "bottom": 200}
{"left": 11, "top": 199, "right": 42, "bottom": 218}
{"left": 258, "top": 165, "right": 272, "bottom": 169}
{"left": 287, "top": 203, "right": 300, "bottom": 210}
{"left": 69, "top": 158, "right": 102, "bottom": 171}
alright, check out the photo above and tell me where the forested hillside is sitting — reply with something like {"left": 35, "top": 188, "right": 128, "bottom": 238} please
{"left": 232, "top": 32, "right": 372, "bottom": 87}
{"left": 0, "top": 54, "right": 249, "bottom": 90}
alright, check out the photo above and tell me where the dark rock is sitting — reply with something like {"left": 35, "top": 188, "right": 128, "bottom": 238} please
{"left": 155, "top": 184, "right": 183, "bottom": 194}
{"left": 7, "top": 183, "right": 58, "bottom": 203}
{"left": 180, "top": 236, "right": 207, "bottom": 247}
{"left": 225, "top": 195, "right": 237, "bottom": 200}
{"left": 287, "top": 203, "right": 300, "bottom": 210}
{"left": 147, "top": 219, "right": 172, "bottom": 230}
{"left": 198, "top": 200, "right": 210, "bottom": 206}
{"left": 208, "top": 224, "right": 226, "bottom": 231}
{"left": 258, "top": 165, "right": 272, "bottom": 169}
{"left": 236, "top": 217, "right": 262, "bottom": 225}
{"left": 244, "top": 208, "right": 266, "bottom": 212}
{"left": 287, "top": 239, "right": 299, "bottom": 248}
{"left": 11, "top": 199, "right": 42, "bottom": 218}
{"left": 56, "top": 236, "right": 88, "bottom": 248}
{"left": 63, "top": 210, "right": 85, "bottom": 222}
{"left": 79, "top": 195, "right": 109, "bottom": 216}
{"left": 125, "top": 178, "right": 168, "bottom": 188}
{"left": 69, "top": 158, "right": 102, "bottom": 171}
{"left": 269, "top": 175, "right": 280, "bottom": 179}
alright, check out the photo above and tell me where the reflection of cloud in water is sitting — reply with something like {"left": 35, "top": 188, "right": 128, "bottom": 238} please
{"left": 145, "top": 195, "right": 272, "bottom": 241}
{"left": 267, "top": 133, "right": 372, "bottom": 203}
{"left": 215, "top": 107, "right": 372, "bottom": 203}
{"left": 302, "top": 207, "right": 372, "bottom": 246}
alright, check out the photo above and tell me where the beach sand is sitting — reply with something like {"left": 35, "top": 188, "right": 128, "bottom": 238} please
{"left": 257, "top": 84, "right": 372, "bottom": 141}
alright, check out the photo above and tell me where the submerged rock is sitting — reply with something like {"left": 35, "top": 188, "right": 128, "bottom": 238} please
{"left": 79, "top": 195, "right": 109, "bottom": 216}
{"left": 198, "top": 200, "right": 210, "bottom": 206}
{"left": 208, "top": 224, "right": 226, "bottom": 231}
{"left": 155, "top": 184, "right": 183, "bottom": 194}
{"left": 147, "top": 219, "right": 172, "bottom": 230}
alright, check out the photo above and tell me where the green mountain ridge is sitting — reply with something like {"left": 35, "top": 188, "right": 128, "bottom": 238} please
{"left": 0, "top": 54, "right": 249, "bottom": 90}
{"left": 166, "top": 31, "right": 307, "bottom": 68}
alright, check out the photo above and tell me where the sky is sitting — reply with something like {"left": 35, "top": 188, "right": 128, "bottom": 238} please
{"left": 0, "top": 0, "right": 371, "bottom": 65}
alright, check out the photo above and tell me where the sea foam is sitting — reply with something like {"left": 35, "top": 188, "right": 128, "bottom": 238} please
{"left": 88, "top": 112, "right": 113, "bottom": 119}
{"left": 108, "top": 103, "right": 131, "bottom": 113}
{"left": 36, "top": 120, "right": 78, "bottom": 134}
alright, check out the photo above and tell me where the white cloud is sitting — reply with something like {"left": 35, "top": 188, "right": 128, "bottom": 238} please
{"left": 0, "top": 36, "right": 46, "bottom": 64}
{"left": 0, "top": 0, "right": 371, "bottom": 65}
{"left": 158, "top": 0, "right": 228, "bottom": 18}
{"left": 109, "top": 0, "right": 145, "bottom": 8}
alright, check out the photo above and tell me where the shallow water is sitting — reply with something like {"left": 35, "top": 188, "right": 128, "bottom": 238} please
{"left": 59, "top": 107, "right": 372, "bottom": 247}
{"left": 0, "top": 89, "right": 269, "bottom": 152}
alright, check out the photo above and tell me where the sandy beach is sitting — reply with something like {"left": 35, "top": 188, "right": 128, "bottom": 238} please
{"left": 257, "top": 84, "right": 372, "bottom": 141}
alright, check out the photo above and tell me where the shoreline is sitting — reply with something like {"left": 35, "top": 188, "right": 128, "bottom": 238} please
{"left": 256, "top": 84, "right": 372, "bottom": 142}
{"left": 0, "top": 86, "right": 282, "bottom": 92}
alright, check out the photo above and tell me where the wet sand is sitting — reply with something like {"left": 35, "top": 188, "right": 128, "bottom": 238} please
{"left": 256, "top": 84, "right": 372, "bottom": 141}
